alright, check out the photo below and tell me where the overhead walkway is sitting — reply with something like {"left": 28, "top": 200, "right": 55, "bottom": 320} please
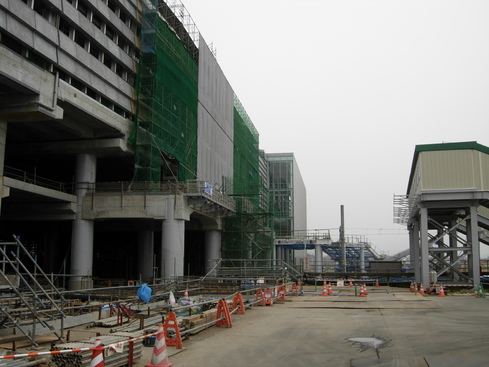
{"left": 275, "top": 231, "right": 382, "bottom": 272}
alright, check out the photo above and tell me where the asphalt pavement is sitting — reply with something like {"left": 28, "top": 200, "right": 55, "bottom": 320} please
{"left": 137, "top": 285, "right": 489, "bottom": 367}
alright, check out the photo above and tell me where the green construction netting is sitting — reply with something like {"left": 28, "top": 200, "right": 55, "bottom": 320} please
{"left": 130, "top": 1, "right": 198, "bottom": 182}
{"left": 222, "top": 97, "right": 274, "bottom": 261}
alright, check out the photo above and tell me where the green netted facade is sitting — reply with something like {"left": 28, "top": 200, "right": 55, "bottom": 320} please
{"left": 131, "top": 2, "right": 273, "bottom": 262}
{"left": 222, "top": 97, "right": 274, "bottom": 261}
{"left": 130, "top": 0, "right": 198, "bottom": 182}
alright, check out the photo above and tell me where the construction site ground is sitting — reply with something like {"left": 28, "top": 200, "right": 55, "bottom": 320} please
{"left": 3, "top": 285, "right": 489, "bottom": 366}
{"left": 138, "top": 285, "right": 489, "bottom": 367}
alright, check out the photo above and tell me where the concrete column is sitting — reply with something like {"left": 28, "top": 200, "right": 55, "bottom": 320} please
{"left": 138, "top": 231, "right": 154, "bottom": 283}
{"left": 161, "top": 197, "right": 185, "bottom": 281}
{"left": 314, "top": 243, "right": 322, "bottom": 273}
{"left": 0, "top": 122, "right": 8, "bottom": 215}
{"left": 204, "top": 230, "right": 221, "bottom": 276}
{"left": 70, "top": 154, "right": 97, "bottom": 290}
{"left": 419, "top": 207, "right": 430, "bottom": 287}
{"left": 468, "top": 205, "right": 481, "bottom": 286}
{"left": 411, "top": 220, "right": 420, "bottom": 281}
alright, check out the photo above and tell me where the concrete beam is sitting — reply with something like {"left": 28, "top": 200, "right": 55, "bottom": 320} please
{"left": 3, "top": 177, "right": 76, "bottom": 202}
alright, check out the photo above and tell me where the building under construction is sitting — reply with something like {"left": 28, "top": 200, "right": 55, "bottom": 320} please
{"left": 0, "top": 0, "right": 277, "bottom": 288}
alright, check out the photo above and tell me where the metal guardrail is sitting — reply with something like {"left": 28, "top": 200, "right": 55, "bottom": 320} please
{"left": 4, "top": 166, "right": 67, "bottom": 193}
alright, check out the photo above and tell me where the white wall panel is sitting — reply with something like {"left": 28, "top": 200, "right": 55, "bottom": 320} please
{"left": 197, "top": 38, "right": 234, "bottom": 188}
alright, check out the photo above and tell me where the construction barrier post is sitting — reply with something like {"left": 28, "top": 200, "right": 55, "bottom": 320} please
{"left": 255, "top": 289, "right": 265, "bottom": 306}
{"left": 90, "top": 338, "right": 104, "bottom": 367}
{"left": 232, "top": 293, "right": 245, "bottom": 314}
{"left": 264, "top": 289, "right": 274, "bottom": 306}
{"left": 146, "top": 324, "right": 173, "bottom": 367}
{"left": 277, "top": 286, "right": 287, "bottom": 300}
{"left": 216, "top": 299, "right": 232, "bottom": 327}
{"left": 163, "top": 311, "right": 183, "bottom": 349}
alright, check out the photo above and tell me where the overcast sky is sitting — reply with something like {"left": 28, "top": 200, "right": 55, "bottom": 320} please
{"left": 181, "top": 0, "right": 489, "bottom": 257}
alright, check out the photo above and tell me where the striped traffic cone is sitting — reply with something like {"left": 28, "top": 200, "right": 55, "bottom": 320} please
{"left": 418, "top": 283, "right": 425, "bottom": 295}
{"left": 322, "top": 281, "right": 328, "bottom": 296}
{"left": 90, "top": 339, "right": 104, "bottom": 367}
{"left": 358, "top": 284, "right": 366, "bottom": 297}
{"left": 328, "top": 282, "right": 333, "bottom": 295}
{"left": 146, "top": 324, "right": 173, "bottom": 367}
{"left": 438, "top": 284, "right": 446, "bottom": 297}
{"left": 410, "top": 282, "right": 415, "bottom": 292}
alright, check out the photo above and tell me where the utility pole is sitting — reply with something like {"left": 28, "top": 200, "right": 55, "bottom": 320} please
{"left": 340, "top": 205, "right": 346, "bottom": 272}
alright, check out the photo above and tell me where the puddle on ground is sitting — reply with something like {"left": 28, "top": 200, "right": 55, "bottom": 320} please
{"left": 347, "top": 337, "right": 387, "bottom": 358}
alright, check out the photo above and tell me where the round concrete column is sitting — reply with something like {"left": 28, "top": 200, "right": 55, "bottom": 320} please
{"left": 314, "top": 243, "right": 322, "bottom": 273}
{"left": 161, "top": 197, "right": 185, "bottom": 281}
{"left": 70, "top": 154, "right": 96, "bottom": 290}
{"left": 204, "top": 230, "right": 221, "bottom": 276}
{"left": 138, "top": 231, "right": 154, "bottom": 283}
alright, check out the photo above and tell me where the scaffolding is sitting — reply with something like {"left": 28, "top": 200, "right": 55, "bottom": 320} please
{"left": 0, "top": 236, "right": 65, "bottom": 347}
{"left": 222, "top": 97, "right": 274, "bottom": 262}
{"left": 131, "top": 0, "right": 198, "bottom": 182}
{"left": 131, "top": 1, "right": 273, "bottom": 265}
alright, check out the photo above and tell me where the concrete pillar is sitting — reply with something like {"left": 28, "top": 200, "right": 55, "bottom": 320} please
{"left": 204, "top": 230, "right": 221, "bottom": 276}
{"left": 138, "top": 231, "right": 154, "bottom": 283}
{"left": 69, "top": 154, "right": 96, "bottom": 290}
{"left": 0, "top": 122, "right": 8, "bottom": 214}
{"left": 419, "top": 207, "right": 430, "bottom": 287}
{"left": 314, "top": 243, "right": 322, "bottom": 273}
{"left": 468, "top": 205, "right": 481, "bottom": 286}
{"left": 410, "top": 220, "right": 420, "bottom": 281}
{"left": 161, "top": 197, "right": 185, "bottom": 281}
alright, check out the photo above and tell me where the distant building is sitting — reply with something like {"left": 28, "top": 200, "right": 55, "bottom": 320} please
{"left": 266, "top": 152, "right": 307, "bottom": 262}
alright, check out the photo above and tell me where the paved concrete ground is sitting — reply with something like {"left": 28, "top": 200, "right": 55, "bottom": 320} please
{"left": 137, "top": 285, "right": 489, "bottom": 367}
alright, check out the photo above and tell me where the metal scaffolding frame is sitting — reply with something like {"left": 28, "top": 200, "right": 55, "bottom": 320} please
{"left": 0, "top": 236, "right": 65, "bottom": 347}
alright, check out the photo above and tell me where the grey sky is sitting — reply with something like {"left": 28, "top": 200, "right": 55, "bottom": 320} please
{"left": 182, "top": 0, "right": 489, "bottom": 257}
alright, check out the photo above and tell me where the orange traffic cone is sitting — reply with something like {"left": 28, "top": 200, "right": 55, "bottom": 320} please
{"left": 358, "top": 284, "right": 366, "bottom": 297}
{"left": 146, "top": 324, "right": 173, "bottom": 367}
{"left": 322, "top": 281, "right": 328, "bottom": 296}
{"left": 328, "top": 283, "right": 333, "bottom": 295}
{"left": 410, "top": 282, "right": 415, "bottom": 292}
{"left": 90, "top": 338, "right": 104, "bottom": 367}
{"left": 438, "top": 284, "right": 446, "bottom": 297}
{"left": 183, "top": 289, "right": 189, "bottom": 298}
{"left": 418, "top": 283, "right": 425, "bottom": 295}
{"left": 363, "top": 283, "right": 368, "bottom": 295}
{"left": 349, "top": 280, "right": 353, "bottom": 287}
{"left": 375, "top": 279, "right": 380, "bottom": 287}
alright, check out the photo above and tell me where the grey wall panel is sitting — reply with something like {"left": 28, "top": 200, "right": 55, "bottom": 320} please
{"left": 197, "top": 37, "right": 234, "bottom": 187}
{"left": 293, "top": 155, "right": 307, "bottom": 231}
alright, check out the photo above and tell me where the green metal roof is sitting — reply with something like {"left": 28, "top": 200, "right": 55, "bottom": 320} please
{"left": 406, "top": 141, "right": 489, "bottom": 194}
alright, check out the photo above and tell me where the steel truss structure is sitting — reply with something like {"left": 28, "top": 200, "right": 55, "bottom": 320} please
{"left": 402, "top": 189, "right": 489, "bottom": 286}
